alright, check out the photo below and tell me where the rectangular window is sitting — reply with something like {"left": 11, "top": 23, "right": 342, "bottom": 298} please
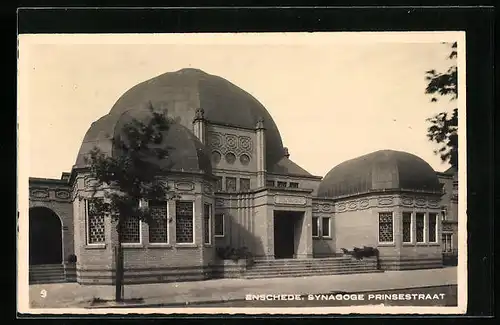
{"left": 148, "top": 201, "right": 168, "bottom": 244}
{"left": 416, "top": 212, "right": 425, "bottom": 243}
{"left": 266, "top": 180, "right": 275, "bottom": 187}
{"left": 121, "top": 217, "right": 141, "bottom": 244}
{"left": 442, "top": 233, "right": 453, "bottom": 252}
{"left": 215, "top": 176, "right": 223, "bottom": 192}
{"left": 240, "top": 178, "right": 251, "bottom": 192}
{"left": 428, "top": 213, "right": 438, "bottom": 243}
{"left": 289, "top": 182, "right": 299, "bottom": 188}
{"left": 402, "top": 212, "right": 412, "bottom": 243}
{"left": 175, "top": 201, "right": 194, "bottom": 244}
{"left": 226, "top": 177, "right": 236, "bottom": 192}
{"left": 312, "top": 217, "right": 319, "bottom": 237}
{"left": 277, "top": 181, "right": 287, "bottom": 188}
{"left": 322, "top": 217, "right": 331, "bottom": 237}
{"left": 203, "top": 204, "right": 211, "bottom": 245}
{"left": 86, "top": 199, "right": 105, "bottom": 244}
{"left": 378, "top": 212, "right": 394, "bottom": 243}
{"left": 214, "top": 213, "right": 224, "bottom": 237}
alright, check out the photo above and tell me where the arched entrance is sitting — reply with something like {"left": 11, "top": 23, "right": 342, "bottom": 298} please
{"left": 29, "top": 207, "right": 63, "bottom": 265}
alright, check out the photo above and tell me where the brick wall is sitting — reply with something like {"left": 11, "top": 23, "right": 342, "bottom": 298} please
{"left": 73, "top": 172, "right": 219, "bottom": 284}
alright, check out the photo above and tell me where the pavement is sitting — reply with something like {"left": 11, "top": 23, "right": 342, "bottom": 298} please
{"left": 28, "top": 267, "right": 457, "bottom": 309}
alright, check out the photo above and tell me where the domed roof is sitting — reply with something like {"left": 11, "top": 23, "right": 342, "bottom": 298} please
{"left": 95, "top": 68, "right": 284, "bottom": 168}
{"left": 75, "top": 107, "right": 212, "bottom": 174}
{"left": 317, "top": 150, "right": 441, "bottom": 198}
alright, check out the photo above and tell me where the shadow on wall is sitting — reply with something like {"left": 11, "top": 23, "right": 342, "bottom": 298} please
{"left": 212, "top": 216, "right": 265, "bottom": 277}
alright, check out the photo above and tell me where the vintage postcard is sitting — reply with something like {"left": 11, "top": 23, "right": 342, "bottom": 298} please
{"left": 17, "top": 31, "right": 467, "bottom": 315}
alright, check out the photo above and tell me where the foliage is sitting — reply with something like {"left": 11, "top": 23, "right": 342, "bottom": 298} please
{"left": 84, "top": 104, "right": 177, "bottom": 224}
{"left": 424, "top": 42, "right": 458, "bottom": 169}
{"left": 83, "top": 104, "right": 175, "bottom": 301}
{"left": 67, "top": 254, "right": 77, "bottom": 263}
{"left": 216, "top": 246, "right": 253, "bottom": 262}
{"left": 341, "top": 246, "right": 379, "bottom": 260}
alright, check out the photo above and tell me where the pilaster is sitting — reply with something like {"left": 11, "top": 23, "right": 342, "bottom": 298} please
{"left": 255, "top": 117, "right": 266, "bottom": 188}
{"left": 192, "top": 108, "right": 206, "bottom": 144}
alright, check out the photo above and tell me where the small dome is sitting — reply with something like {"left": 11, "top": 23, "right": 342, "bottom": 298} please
{"left": 75, "top": 107, "right": 212, "bottom": 174}
{"left": 317, "top": 150, "right": 441, "bottom": 198}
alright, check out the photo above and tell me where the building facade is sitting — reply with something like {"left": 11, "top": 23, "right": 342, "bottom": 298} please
{"left": 27, "top": 68, "right": 459, "bottom": 284}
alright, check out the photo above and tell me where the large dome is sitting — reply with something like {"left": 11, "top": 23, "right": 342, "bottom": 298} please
{"left": 75, "top": 68, "right": 285, "bottom": 169}
{"left": 317, "top": 150, "right": 442, "bottom": 198}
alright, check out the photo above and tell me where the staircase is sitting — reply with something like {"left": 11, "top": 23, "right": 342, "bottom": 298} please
{"left": 243, "top": 257, "right": 382, "bottom": 279}
{"left": 29, "top": 264, "right": 67, "bottom": 284}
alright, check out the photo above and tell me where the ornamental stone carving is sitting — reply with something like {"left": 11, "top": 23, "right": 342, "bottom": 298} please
{"left": 215, "top": 198, "right": 226, "bottom": 207}
{"left": 428, "top": 199, "right": 439, "bottom": 208}
{"left": 347, "top": 201, "right": 358, "bottom": 210}
{"left": 401, "top": 196, "right": 414, "bottom": 206}
{"left": 320, "top": 203, "right": 331, "bottom": 212}
{"left": 378, "top": 197, "right": 394, "bottom": 206}
{"left": 415, "top": 198, "right": 427, "bottom": 207}
{"left": 175, "top": 181, "right": 195, "bottom": 191}
{"left": 55, "top": 190, "right": 70, "bottom": 200}
{"left": 359, "top": 199, "right": 369, "bottom": 209}
{"left": 274, "top": 195, "right": 307, "bottom": 206}
{"left": 207, "top": 132, "right": 253, "bottom": 157}
{"left": 31, "top": 189, "right": 49, "bottom": 199}
{"left": 337, "top": 202, "right": 346, "bottom": 212}
{"left": 312, "top": 204, "right": 320, "bottom": 212}
{"left": 442, "top": 224, "right": 453, "bottom": 232}
{"left": 203, "top": 183, "right": 213, "bottom": 194}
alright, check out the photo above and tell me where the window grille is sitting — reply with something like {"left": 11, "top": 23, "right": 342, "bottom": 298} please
{"left": 175, "top": 201, "right": 194, "bottom": 243}
{"left": 428, "top": 213, "right": 437, "bottom": 242}
{"left": 203, "top": 204, "right": 211, "bottom": 244}
{"left": 86, "top": 199, "right": 105, "bottom": 244}
{"left": 148, "top": 202, "right": 168, "bottom": 243}
{"left": 402, "top": 212, "right": 412, "bottom": 243}
{"left": 378, "top": 212, "right": 394, "bottom": 243}
{"left": 121, "top": 217, "right": 140, "bottom": 243}
{"left": 416, "top": 213, "right": 425, "bottom": 243}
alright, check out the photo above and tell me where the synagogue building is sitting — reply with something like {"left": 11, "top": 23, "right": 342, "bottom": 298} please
{"left": 28, "top": 68, "right": 459, "bottom": 284}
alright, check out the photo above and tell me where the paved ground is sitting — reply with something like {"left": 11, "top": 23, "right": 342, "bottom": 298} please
{"left": 28, "top": 267, "right": 457, "bottom": 309}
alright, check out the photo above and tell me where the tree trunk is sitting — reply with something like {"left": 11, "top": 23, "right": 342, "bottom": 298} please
{"left": 115, "top": 220, "right": 124, "bottom": 302}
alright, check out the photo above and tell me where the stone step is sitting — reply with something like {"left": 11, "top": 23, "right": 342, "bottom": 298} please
{"left": 251, "top": 260, "right": 376, "bottom": 266}
{"left": 245, "top": 265, "right": 377, "bottom": 274}
{"left": 29, "top": 264, "right": 67, "bottom": 284}
{"left": 253, "top": 259, "right": 375, "bottom": 266}
{"left": 30, "top": 264, "right": 65, "bottom": 269}
{"left": 254, "top": 257, "right": 350, "bottom": 264}
{"left": 29, "top": 278, "right": 67, "bottom": 284}
{"left": 244, "top": 269, "right": 383, "bottom": 279}
{"left": 249, "top": 262, "right": 377, "bottom": 270}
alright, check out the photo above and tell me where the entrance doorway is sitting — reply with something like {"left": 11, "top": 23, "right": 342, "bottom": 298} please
{"left": 29, "top": 207, "right": 63, "bottom": 265}
{"left": 273, "top": 211, "right": 303, "bottom": 259}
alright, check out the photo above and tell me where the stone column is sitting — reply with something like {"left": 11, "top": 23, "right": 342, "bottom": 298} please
{"left": 192, "top": 108, "right": 206, "bottom": 144}
{"left": 255, "top": 118, "right": 266, "bottom": 188}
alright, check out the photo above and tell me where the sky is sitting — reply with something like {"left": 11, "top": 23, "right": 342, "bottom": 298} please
{"left": 19, "top": 33, "right": 460, "bottom": 179}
